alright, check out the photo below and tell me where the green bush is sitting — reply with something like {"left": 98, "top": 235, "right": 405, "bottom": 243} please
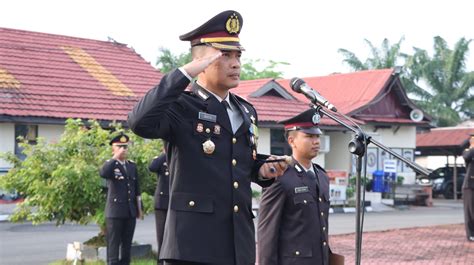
{"left": 0, "top": 119, "right": 162, "bottom": 237}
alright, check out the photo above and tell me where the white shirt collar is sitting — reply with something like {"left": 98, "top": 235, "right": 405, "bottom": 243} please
{"left": 197, "top": 81, "right": 233, "bottom": 110}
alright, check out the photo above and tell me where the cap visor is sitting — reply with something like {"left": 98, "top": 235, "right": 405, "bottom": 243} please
{"left": 299, "top": 127, "right": 322, "bottom": 135}
{"left": 209, "top": 42, "right": 245, "bottom": 51}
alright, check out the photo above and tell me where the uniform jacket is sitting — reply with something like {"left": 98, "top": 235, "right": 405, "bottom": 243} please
{"left": 463, "top": 148, "right": 474, "bottom": 190}
{"left": 128, "top": 69, "right": 272, "bottom": 265}
{"left": 258, "top": 159, "right": 331, "bottom": 265}
{"left": 100, "top": 159, "right": 140, "bottom": 218}
{"left": 149, "top": 154, "right": 170, "bottom": 210}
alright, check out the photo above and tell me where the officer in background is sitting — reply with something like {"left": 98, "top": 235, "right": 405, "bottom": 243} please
{"left": 463, "top": 134, "right": 474, "bottom": 242}
{"left": 100, "top": 133, "right": 143, "bottom": 265}
{"left": 258, "top": 109, "right": 337, "bottom": 265}
{"left": 149, "top": 144, "right": 170, "bottom": 263}
{"left": 128, "top": 10, "right": 287, "bottom": 265}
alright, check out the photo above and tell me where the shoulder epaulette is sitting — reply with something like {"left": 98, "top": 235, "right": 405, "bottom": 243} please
{"left": 314, "top": 163, "right": 327, "bottom": 173}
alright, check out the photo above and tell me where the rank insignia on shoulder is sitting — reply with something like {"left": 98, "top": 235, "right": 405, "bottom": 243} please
{"left": 295, "top": 186, "right": 309, "bottom": 194}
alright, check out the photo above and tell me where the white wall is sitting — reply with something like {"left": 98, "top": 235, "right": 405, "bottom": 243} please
{"left": 0, "top": 123, "right": 65, "bottom": 173}
{"left": 257, "top": 128, "right": 271, "bottom": 154}
{"left": 38, "top": 124, "right": 64, "bottom": 144}
{"left": 325, "top": 131, "right": 352, "bottom": 173}
{"left": 0, "top": 123, "right": 15, "bottom": 171}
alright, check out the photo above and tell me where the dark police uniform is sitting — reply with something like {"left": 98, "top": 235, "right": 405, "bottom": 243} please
{"left": 149, "top": 153, "right": 170, "bottom": 261}
{"left": 128, "top": 10, "right": 271, "bottom": 265}
{"left": 258, "top": 109, "right": 331, "bottom": 265}
{"left": 100, "top": 134, "right": 141, "bottom": 265}
{"left": 462, "top": 137, "right": 474, "bottom": 241}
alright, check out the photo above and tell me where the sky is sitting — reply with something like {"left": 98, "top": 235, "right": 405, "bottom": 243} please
{"left": 1, "top": 0, "right": 473, "bottom": 79}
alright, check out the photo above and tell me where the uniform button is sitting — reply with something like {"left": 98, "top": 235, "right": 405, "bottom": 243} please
{"left": 323, "top": 241, "right": 327, "bottom": 246}
{"left": 234, "top": 205, "right": 239, "bottom": 212}
{"left": 128, "top": 199, "right": 131, "bottom": 201}
{"left": 205, "top": 128, "right": 211, "bottom": 133}
{"left": 113, "top": 198, "right": 117, "bottom": 202}
{"left": 232, "top": 138, "right": 237, "bottom": 144}
{"left": 233, "top": 181, "right": 239, "bottom": 189}
{"left": 321, "top": 212, "right": 324, "bottom": 216}
{"left": 232, "top": 159, "right": 237, "bottom": 166}
{"left": 303, "top": 200, "right": 307, "bottom": 204}
{"left": 127, "top": 183, "right": 130, "bottom": 186}
{"left": 128, "top": 190, "right": 131, "bottom": 194}
{"left": 295, "top": 251, "right": 300, "bottom": 256}
{"left": 189, "top": 201, "right": 195, "bottom": 207}
{"left": 319, "top": 197, "right": 322, "bottom": 202}
{"left": 165, "top": 172, "right": 169, "bottom": 176}
{"left": 323, "top": 226, "right": 326, "bottom": 231}
{"left": 160, "top": 192, "right": 164, "bottom": 195}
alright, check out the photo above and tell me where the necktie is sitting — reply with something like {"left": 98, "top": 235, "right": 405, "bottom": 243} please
{"left": 221, "top": 100, "right": 231, "bottom": 110}
{"left": 307, "top": 170, "right": 317, "bottom": 180}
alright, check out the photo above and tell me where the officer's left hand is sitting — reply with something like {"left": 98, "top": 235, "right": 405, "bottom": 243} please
{"left": 259, "top": 155, "right": 290, "bottom": 179}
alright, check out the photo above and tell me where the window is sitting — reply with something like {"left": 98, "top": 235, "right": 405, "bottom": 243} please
{"left": 270, "top": 129, "right": 291, "bottom": 156}
{"left": 14, "top": 124, "right": 38, "bottom": 160}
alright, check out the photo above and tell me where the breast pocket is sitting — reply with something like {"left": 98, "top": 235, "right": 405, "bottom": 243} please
{"left": 170, "top": 192, "right": 214, "bottom": 213}
{"left": 293, "top": 193, "right": 316, "bottom": 206}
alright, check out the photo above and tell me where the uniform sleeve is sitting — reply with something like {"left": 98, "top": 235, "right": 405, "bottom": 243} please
{"left": 127, "top": 69, "right": 191, "bottom": 140}
{"left": 134, "top": 163, "right": 141, "bottom": 195}
{"left": 463, "top": 148, "right": 474, "bottom": 166}
{"left": 257, "top": 180, "right": 286, "bottom": 265}
{"left": 99, "top": 159, "right": 116, "bottom": 179}
{"left": 149, "top": 155, "right": 165, "bottom": 173}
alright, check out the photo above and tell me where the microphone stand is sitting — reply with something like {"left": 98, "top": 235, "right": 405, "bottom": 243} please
{"left": 309, "top": 104, "right": 430, "bottom": 265}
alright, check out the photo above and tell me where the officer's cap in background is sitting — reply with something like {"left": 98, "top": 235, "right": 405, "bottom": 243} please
{"left": 109, "top": 133, "right": 129, "bottom": 146}
{"left": 279, "top": 109, "right": 323, "bottom": 135}
{"left": 179, "top": 10, "right": 244, "bottom": 51}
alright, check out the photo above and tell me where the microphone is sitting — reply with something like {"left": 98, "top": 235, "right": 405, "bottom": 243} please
{"left": 290, "top": 77, "right": 337, "bottom": 112}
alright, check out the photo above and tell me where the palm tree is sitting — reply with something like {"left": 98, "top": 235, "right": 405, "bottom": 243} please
{"left": 405, "top": 36, "right": 474, "bottom": 126}
{"left": 155, "top": 47, "right": 192, "bottom": 74}
{"left": 338, "top": 37, "right": 406, "bottom": 70}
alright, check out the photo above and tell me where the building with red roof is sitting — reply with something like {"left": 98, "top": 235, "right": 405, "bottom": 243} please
{"left": 1, "top": 27, "right": 432, "bottom": 185}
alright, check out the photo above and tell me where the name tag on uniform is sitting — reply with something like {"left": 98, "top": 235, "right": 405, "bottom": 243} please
{"left": 295, "top": 186, "right": 309, "bottom": 194}
{"left": 198, "top": 112, "right": 217, "bottom": 123}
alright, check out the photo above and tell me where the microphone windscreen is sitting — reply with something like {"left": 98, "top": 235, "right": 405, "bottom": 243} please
{"left": 290, "top": 77, "right": 305, "bottom": 92}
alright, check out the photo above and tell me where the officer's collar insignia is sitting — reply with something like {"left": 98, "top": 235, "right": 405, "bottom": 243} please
{"left": 312, "top": 112, "right": 321, "bottom": 124}
{"left": 295, "top": 186, "right": 309, "bottom": 194}
{"left": 250, "top": 115, "right": 256, "bottom": 124}
{"left": 197, "top": 89, "right": 209, "bottom": 100}
{"left": 226, "top": 13, "right": 240, "bottom": 34}
{"left": 120, "top": 136, "right": 127, "bottom": 143}
{"left": 295, "top": 164, "right": 303, "bottom": 173}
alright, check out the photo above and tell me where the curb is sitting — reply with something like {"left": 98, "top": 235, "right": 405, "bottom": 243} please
{"left": 329, "top": 206, "right": 373, "bottom": 214}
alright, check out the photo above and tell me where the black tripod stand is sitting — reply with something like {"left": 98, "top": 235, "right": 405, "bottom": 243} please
{"left": 309, "top": 104, "right": 430, "bottom": 265}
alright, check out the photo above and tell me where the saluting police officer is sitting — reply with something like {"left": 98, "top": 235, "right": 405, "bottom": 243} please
{"left": 149, "top": 145, "right": 170, "bottom": 263}
{"left": 100, "top": 133, "right": 143, "bottom": 265}
{"left": 258, "top": 109, "right": 334, "bottom": 265}
{"left": 128, "top": 10, "right": 287, "bottom": 265}
{"left": 463, "top": 134, "right": 474, "bottom": 242}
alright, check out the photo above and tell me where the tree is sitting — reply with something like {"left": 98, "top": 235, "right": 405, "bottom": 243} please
{"left": 0, "top": 119, "right": 160, "bottom": 241}
{"left": 155, "top": 47, "right": 288, "bottom": 79}
{"left": 338, "top": 37, "right": 406, "bottom": 70}
{"left": 156, "top": 47, "right": 192, "bottom": 74}
{"left": 405, "top": 37, "right": 474, "bottom": 126}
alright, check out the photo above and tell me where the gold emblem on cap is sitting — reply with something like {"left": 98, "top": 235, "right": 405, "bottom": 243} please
{"left": 202, "top": 139, "right": 215, "bottom": 155}
{"left": 120, "top": 136, "right": 127, "bottom": 143}
{"left": 226, "top": 13, "right": 240, "bottom": 34}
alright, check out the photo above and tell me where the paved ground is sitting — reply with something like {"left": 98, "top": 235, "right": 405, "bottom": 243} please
{"left": 0, "top": 199, "right": 470, "bottom": 264}
{"left": 329, "top": 224, "right": 474, "bottom": 265}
